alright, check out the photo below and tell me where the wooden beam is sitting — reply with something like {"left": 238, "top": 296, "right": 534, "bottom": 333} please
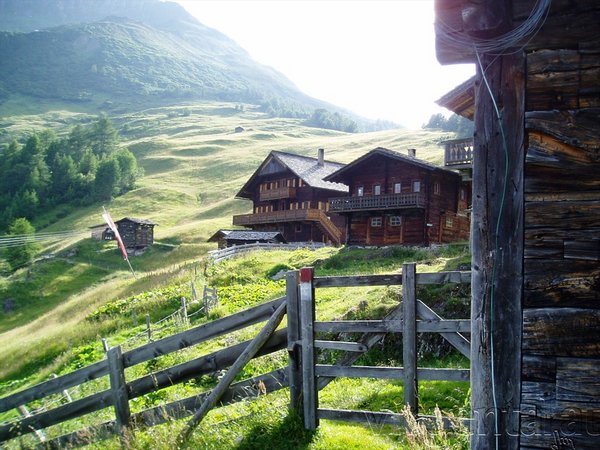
{"left": 299, "top": 267, "right": 318, "bottom": 430}
{"left": 286, "top": 270, "right": 302, "bottom": 412}
{"left": 471, "top": 50, "right": 525, "bottom": 449}
{"left": 402, "top": 263, "right": 418, "bottom": 414}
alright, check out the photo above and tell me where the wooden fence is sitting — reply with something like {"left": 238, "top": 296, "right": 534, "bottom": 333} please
{"left": 0, "top": 263, "right": 471, "bottom": 447}
{"left": 208, "top": 242, "right": 327, "bottom": 262}
{"left": 288, "top": 263, "right": 471, "bottom": 430}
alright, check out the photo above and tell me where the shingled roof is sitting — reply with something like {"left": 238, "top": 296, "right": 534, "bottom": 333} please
{"left": 236, "top": 150, "right": 348, "bottom": 199}
{"left": 207, "top": 229, "right": 286, "bottom": 243}
{"left": 324, "top": 147, "right": 458, "bottom": 183}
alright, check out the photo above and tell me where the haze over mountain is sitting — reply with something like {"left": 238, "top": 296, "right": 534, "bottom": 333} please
{"left": 0, "top": 0, "right": 377, "bottom": 127}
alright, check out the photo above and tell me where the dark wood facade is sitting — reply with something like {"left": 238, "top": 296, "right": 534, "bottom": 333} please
{"left": 435, "top": 1, "right": 600, "bottom": 448}
{"left": 115, "top": 218, "right": 155, "bottom": 250}
{"left": 326, "top": 148, "right": 470, "bottom": 246}
{"left": 232, "top": 150, "right": 347, "bottom": 245}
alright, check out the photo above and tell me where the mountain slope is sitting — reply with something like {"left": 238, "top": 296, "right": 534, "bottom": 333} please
{"left": 0, "top": 0, "right": 326, "bottom": 116}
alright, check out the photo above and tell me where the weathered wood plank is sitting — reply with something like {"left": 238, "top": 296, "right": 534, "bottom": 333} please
{"left": 416, "top": 271, "right": 471, "bottom": 284}
{"left": 521, "top": 380, "right": 600, "bottom": 421}
{"left": 314, "top": 340, "right": 367, "bottom": 353}
{"left": 300, "top": 267, "right": 318, "bottom": 430}
{"left": 556, "top": 357, "right": 600, "bottom": 403}
{"left": 526, "top": 109, "right": 600, "bottom": 151}
{"left": 470, "top": 50, "right": 525, "bottom": 450}
{"left": 315, "top": 365, "right": 469, "bottom": 382}
{"left": 0, "top": 360, "right": 109, "bottom": 414}
{"left": 416, "top": 301, "right": 470, "bottom": 358}
{"left": 123, "top": 297, "right": 284, "bottom": 367}
{"left": 520, "top": 414, "right": 600, "bottom": 450}
{"left": 525, "top": 201, "right": 600, "bottom": 229}
{"left": 314, "top": 274, "right": 402, "bottom": 288}
{"left": 0, "top": 390, "right": 112, "bottom": 442}
{"left": 524, "top": 259, "right": 600, "bottom": 308}
{"left": 402, "top": 263, "right": 417, "bottom": 413}
{"left": 521, "top": 355, "right": 557, "bottom": 383}
{"left": 285, "top": 271, "right": 302, "bottom": 412}
{"left": 106, "top": 346, "right": 130, "bottom": 436}
{"left": 313, "top": 319, "right": 471, "bottom": 334}
{"left": 523, "top": 308, "right": 600, "bottom": 357}
{"left": 127, "top": 329, "right": 287, "bottom": 399}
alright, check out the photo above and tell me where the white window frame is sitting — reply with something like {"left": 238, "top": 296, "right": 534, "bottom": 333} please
{"left": 390, "top": 216, "right": 402, "bottom": 227}
{"left": 357, "top": 186, "right": 364, "bottom": 197}
{"left": 394, "top": 182, "right": 402, "bottom": 194}
{"left": 373, "top": 184, "right": 381, "bottom": 195}
{"left": 371, "top": 217, "right": 382, "bottom": 227}
{"left": 413, "top": 180, "right": 421, "bottom": 193}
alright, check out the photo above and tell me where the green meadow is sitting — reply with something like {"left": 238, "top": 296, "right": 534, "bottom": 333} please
{"left": 0, "top": 101, "right": 468, "bottom": 448}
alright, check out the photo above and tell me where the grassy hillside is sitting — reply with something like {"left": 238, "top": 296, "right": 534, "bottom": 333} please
{"left": 0, "top": 102, "right": 456, "bottom": 380}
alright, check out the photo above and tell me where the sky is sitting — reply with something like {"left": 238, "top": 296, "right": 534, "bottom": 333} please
{"left": 175, "top": 0, "right": 475, "bottom": 129}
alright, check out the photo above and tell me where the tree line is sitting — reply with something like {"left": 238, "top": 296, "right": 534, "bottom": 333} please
{"left": 0, "top": 116, "right": 141, "bottom": 233}
{"left": 422, "top": 113, "right": 474, "bottom": 138}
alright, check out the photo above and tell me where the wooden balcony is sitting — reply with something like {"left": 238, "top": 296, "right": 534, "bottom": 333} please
{"left": 232, "top": 208, "right": 342, "bottom": 244}
{"left": 444, "top": 138, "right": 473, "bottom": 168}
{"left": 259, "top": 186, "right": 297, "bottom": 202}
{"left": 329, "top": 193, "right": 426, "bottom": 213}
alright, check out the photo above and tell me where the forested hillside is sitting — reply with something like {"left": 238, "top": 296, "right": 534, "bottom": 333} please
{"left": 0, "top": 116, "right": 139, "bottom": 232}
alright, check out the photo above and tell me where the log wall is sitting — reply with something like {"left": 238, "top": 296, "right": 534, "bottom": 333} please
{"left": 521, "top": 50, "right": 600, "bottom": 448}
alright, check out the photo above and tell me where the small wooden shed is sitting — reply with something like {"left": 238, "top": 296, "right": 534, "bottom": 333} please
{"left": 208, "top": 229, "right": 286, "bottom": 249}
{"left": 114, "top": 218, "right": 156, "bottom": 250}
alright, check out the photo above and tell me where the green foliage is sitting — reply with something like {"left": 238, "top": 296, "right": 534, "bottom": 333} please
{"left": 264, "top": 262, "right": 295, "bottom": 279}
{"left": 217, "top": 280, "right": 285, "bottom": 310}
{"left": 0, "top": 116, "right": 139, "bottom": 232}
{"left": 306, "top": 108, "right": 358, "bottom": 133}
{"left": 3, "top": 217, "right": 38, "bottom": 271}
{"left": 423, "top": 113, "right": 474, "bottom": 138}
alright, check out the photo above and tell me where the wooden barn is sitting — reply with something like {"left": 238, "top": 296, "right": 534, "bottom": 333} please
{"left": 114, "top": 218, "right": 156, "bottom": 250}
{"left": 207, "top": 229, "right": 286, "bottom": 249}
{"left": 435, "top": 0, "right": 600, "bottom": 448}
{"left": 232, "top": 149, "right": 347, "bottom": 245}
{"left": 325, "top": 147, "right": 470, "bottom": 246}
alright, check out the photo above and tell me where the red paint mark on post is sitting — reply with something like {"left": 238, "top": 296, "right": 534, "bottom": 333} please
{"left": 300, "top": 267, "right": 313, "bottom": 283}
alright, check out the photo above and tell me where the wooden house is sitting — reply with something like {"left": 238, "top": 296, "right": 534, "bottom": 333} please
{"left": 325, "top": 147, "right": 470, "bottom": 246}
{"left": 435, "top": 1, "right": 600, "bottom": 448}
{"left": 207, "top": 229, "right": 286, "bottom": 249}
{"left": 114, "top": 218, "right": 156, "bottom": 250}
{"left": 232, "top": 149, "right": 347, "bottom": 245}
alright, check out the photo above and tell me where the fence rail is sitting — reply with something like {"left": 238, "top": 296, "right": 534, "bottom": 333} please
{"left": 0, "top": 265, "right": 472, "bottom": 447}
{"left": 209, "top": 242, "right": 327, "bottom": 262}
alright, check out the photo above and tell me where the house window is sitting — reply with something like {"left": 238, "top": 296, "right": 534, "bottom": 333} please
{"left": 295, "top": 224, "right": 303, "bottom": 233}
{"left": 460, "top": 188, "right": 466, "bottom": 201}
{"left": 371, "top": 217, "right": 382, "bottom": 227}
{"left": 446, "top": 217, "right": 454, "bottom": 228}
{"left": 434, "top": 181, "right": 440, "bottom": 195}
{"left": 413, "top": 180, "right": 421, "bottom": 193}
{"left": 357, "top": 186, "right": 364, "bottom": 197}
{"left": 298, "top": 179, "right": 303, "bottom": 187}
{"left": 373, "top": 184, "right": 381, "bottom": 195}
{"left": 390, "top": 216, "right": 402, "bottom": 227}
{"left": 394, "top": 182, "right": 402, "bottom": 194}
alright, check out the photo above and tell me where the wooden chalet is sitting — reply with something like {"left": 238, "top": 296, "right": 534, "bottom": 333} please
{"left": 232, "top": 149, "right": 347, "bottom": 245}
{"left": 325, "top": 147, "right": 470, "bottom": 246}
{"left": 207, "top": 229, "right": 286, "bottom": 249}
{"left": 435, "top": 0, "right": 600, "bottom": 448}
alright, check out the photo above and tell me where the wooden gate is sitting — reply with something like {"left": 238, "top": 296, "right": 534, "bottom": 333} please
{"left": 286, "top": 263, "right": 471, "bottom": 429}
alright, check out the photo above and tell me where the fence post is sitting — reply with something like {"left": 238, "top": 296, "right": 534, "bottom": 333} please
{"left": 17, "top": 405, "right": 46, "bottom": 443}
{"left": 402, "top": 262, "right": 418, "bottom": 414}
{"left": 52, "top": 374, "right": 73, "bottom": 403}
{"left": 286, "top": 270, "right": 302, "bottom": 412}
{"left": 180, "top": 297, "right": 188, "bottom": 325}
{"left": 299, "top": 267, "right": 318, "bottom": 429}
{"left": 107, "top": 345, "right": 131, "bottom": 440}
{"left": 145, "top": 315, "right": 153, "bottom": 342}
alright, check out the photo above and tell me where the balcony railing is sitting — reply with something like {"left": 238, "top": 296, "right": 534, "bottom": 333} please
{"left": 329, "top": 192, "right": 426, "bottom": 213}
{"left": 232, "top": 208, "right": 342, "bottom": 244}
{"left": 444, "top": 138, "right": 473, "bottom": 167}
{"left": 259, "top": 186, "right": 297, "bottom": 202}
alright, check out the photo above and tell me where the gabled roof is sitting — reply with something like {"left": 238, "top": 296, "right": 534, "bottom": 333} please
{"left": 236, "top": 150, "right": 348, "bottom": 199}
{"left": 116, "top": 217, "right": 157, "bottom": 226}
{"left": 324, "top": 147, "right": 459, "bottom": 183}
{"left": 207, "top": 229, "right": 286, "bottom": 243}
{"left": 436, "top": 76, "right": 475, "bottom": 120}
